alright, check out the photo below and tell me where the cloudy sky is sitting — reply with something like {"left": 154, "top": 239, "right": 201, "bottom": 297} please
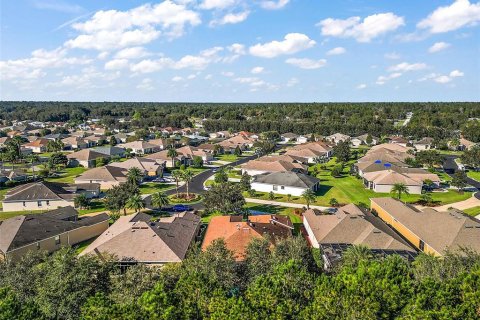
{"left": 1, "top": 0, "right": 479, "bottom": 102}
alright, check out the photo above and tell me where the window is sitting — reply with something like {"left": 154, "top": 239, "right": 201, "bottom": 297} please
{"left": 273, "top": 185, "right": 278, "bottom": 191}
{"left": 54, "top": 236, "right": 60, "bottom": 245}
{"left": 37, "top": 201, "right": 42, "bottom": 207}
{"left": 46, "top": 200, "right": 50, "bottom": 206}
{"left": 281, "top": 186, "right": 285, "bottom": 190}
{"left": 23, "top": 201, "right": 26, "bottom": 207}
{"left": 419, "top": 240, "right": 425, "bottom": 251}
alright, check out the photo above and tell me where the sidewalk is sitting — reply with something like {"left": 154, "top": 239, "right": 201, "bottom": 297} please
{"left": 245, "top": 197, "right": 329, "bottom": 210}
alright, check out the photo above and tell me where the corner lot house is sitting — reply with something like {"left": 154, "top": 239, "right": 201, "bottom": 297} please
{"left": 202, "top": 215, "right": 293, "bottom": 261}
{"left": 109, "top": 157, "right": 164, "bottom": 177}
{"left": 251, "top": 171, "right": 320, "bottom": 196}
{"left": 303, "top": 204, "right": 415, "bottom": 269}
{"left": 371, "top": 198, "right": 480, "bottom": 256}
{"left": 363, "top": 169, "right": 439, "bottom": 194}
{"left": 241, "top": 159, "right": 308, "bottom": 176}
{"left": 2, "top": 181, "right": 100, "bottom": 212}
{"left": 80, "top": 211, "right": 201, "bottom": 265}
{"left": 0, "top": 206, "right": 109, "bottom": 261}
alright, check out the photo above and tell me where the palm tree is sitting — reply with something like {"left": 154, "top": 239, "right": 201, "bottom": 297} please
{"left": 302, "top": 189, "right": 316, "bottom": 210}
{"left": 182, "top": 169, "right": 195, "bottom": 198}
{"left": 342, "top": 245, "right": 373, "bottom": 267}
{"left": 390, "top": 183, "right": 409, "bottom": 201}
{"left": 126, "top": 194, "right": 145, "bottom": 213}
{"left": 172, "top": 170, "right": 182, "bottom": 197}
{"left": 127, "top": 167, "right": 143, "bottom": 185}
{"left": 151, "top": 191, "right": 170, "bottom": 209}
{"left": 167, "top": 147, "right": 178, "bottom": 168}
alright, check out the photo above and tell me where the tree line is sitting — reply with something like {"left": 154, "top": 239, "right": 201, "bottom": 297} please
{"left": 1, "top": 238, "right": 479, "bottom": 320}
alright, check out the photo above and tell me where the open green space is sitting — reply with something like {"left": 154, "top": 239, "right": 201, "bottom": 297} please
{"left": 216, "top": 154, "right": 243, "bottom": 162}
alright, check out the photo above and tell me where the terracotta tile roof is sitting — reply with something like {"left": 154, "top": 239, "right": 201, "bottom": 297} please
{"left": 202, "top": 215, "right": 293, "bottom": 261}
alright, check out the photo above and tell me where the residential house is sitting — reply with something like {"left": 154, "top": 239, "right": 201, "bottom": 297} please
{"left": 371, "top": 197, "right": 480, "bottom": 256}
{"left": 148, "top": 138, "right": 170, "bottom": 150}
{"left": 350, "top": 134, "right": 379, "bottom": 147}
{"left": 93, "top": 146, "right": 126, "bottom": 158}
{"left": 67, "top": 149, "right": 107, "bottom": 168}
{"left": 209, "top": 131, "right": 231, "bottom": 139}
{"left": 251, "top": 171, "right": 320, "bottom": 196}
{"left": 202, "top": 215, "right": 293, "bottom": 261}
{"left": 109, "top": 157, "right": 164, "bottom": 177}
{"left": 0, "top": 170, "right": 29, "bottom": 184}
{"left": 217, "top": 135, "right": 256, "bottom": 152}
{"left": 0, "top": 137, "right": 11, "bottom": 148}
{"left": 413, "top": 137, "right": 435, "bottom": 150}
{"left": 389, "top": 136, "right": 409, "bottom": 148}
{"left": 284, "top": 141, "right": 333, "bottom": 163}
{"left": 363, "top": 170, "right": 426, "bottom": 194}
{"left": 241, "top": 159, "right": 308, "bottom": 176}
{"left": 0, "top": 206, "right": 109, "bottom": 261}
{"left": 79, "top": 211, "right": 201, "bottom": 265}
{"left": 119, "top": 141, "right": 160, "bottom": 155}
{"left": 22, "top": 138, "right": 49, "bottom": 153}
{"left": 113, "top": 133, "right": 129, "bottom": 144}
{"left": 453, "top": 138, "right": 478, "bottom": 151}
{"left": 74, "top": 165, "right": 128, "bottom": 189}
{"left": 44, "top": 133, "right": 69, "bottom": 141}
{"left": 146, "top": 150, "right": 187, "bottom": 168}
{"left": 303, "top": 204, "right": 416, "bottom": 269}
{"left": 61, "top": 136, "right": 88, "bottom": 150}
{"left": 84, "top": 135, "right": 106, "bottom": 147}
{"left": 326, "top": 133, "right": 351, "bottom": 145}
{"left": 176, "top": 146, "right": 214, "bottom": 163}
{"left": 297, "top": 135, "right": 310, "bottom": 144}
{"left": 2, "top": 181, "right": 100, "bottom": 212}
{"left": 281, "top": 132, "right": 298, "bottom": 143}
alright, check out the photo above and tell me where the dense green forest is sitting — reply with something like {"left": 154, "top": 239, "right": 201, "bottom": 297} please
{"left": 0, "top": 101, "right": 479, "bottom": 140}
{"left": 1, "top": 238, "right": 479, "bottom": 320}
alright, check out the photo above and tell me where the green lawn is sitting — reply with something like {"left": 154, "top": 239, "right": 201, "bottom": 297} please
{"left": 78, "top": 200, "right": 107, "bottom": 215}
{"left": 246, "top": 158, "right": 472, "bottom": 207}
{"left": 73, "top": 238, "right": 96, "bottom": 254}
{"left": 139, "top": 182, "right": 175, "bottom": 195}
{"left": 45, "top": 166, "right": 87, "bottom": 184}
{"left": 0, "top": 209, "right": 47, "bottom": 220}
{"left": 436, "top": 171, "right": 452, "bottom": 182}
{"left": 216, "top": 154, "right": 242, "bottom": 162}
{"left": 463, "top": 206, "right": 480, "bottom": 217}
{"left": 467, "top": 170, "right": 480, "bottom": 182}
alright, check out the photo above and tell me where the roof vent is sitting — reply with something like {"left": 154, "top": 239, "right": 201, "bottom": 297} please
{"left": 374, "top": 160, "right": 382, "bottom": 164}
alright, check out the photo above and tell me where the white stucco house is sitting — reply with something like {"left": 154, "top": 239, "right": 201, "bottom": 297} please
{"left": 251, "top": 171, "right": 320, "bottom": 196}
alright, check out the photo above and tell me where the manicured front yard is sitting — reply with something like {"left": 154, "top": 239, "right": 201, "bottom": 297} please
{"left": 0, "top": 209, "right": 47, "bottom": 220}
{"left": 45, "top": 166, "right": 87, "bottom": 184}
{"left": 467, "top": 170, "right": 480, "bottom": 182}
{"left": 216, "top": 154, "right": 243, "bottom": 162}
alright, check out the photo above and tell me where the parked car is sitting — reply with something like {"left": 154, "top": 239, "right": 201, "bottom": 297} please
{"left": 212, "top": 169, "right": 218, "bottom": 173}
{"left": 152, "top": 177, "right": 166, "bottom": 183}
{"left": 173, "top": 204, "right": 193, "bottom": 212}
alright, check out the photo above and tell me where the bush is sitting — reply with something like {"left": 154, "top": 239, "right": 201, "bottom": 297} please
{"left": 169, "top": 193, "right": 201, "bottom": 203}
{"left": 5, "top": 180, "right": 16, "bottom": 187}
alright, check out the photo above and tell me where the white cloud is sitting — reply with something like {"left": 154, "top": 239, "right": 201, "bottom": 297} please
{"left": 417, "top": 0, "right": 480, "bottom": 34}
{"left": 326, "top": 47, "right": 346, "bottom": 55}
{"left": 260, "top": 0, "right": 290, "bottom": 10}
{"left": 114, "top": 46, "right": 150, "bottom": 59}
{"left": 204, "top": 74, "right": 213, "bottom": 80}
{"left": 419, "top": 69, "right": 464, "bottom": 84}
{"left": 450, "top": 69, "right": 464, "bottom": 77}
{"left": 285, "top": 58, "right": 326, "bottom": 69}
{"left": 172, "top": 76, "right": 184, "bottom": 82}
{"left": 33, "top": 0, "right": 83, "bottom": 13}
{"left": 286, "top": 77, "right": 299, "bottom": 87}
{"left": 384, "top": 52, "right": 401, "bottom": 59}
{"left": 388, "top": 62, "right": 427, "bottom": 72}
{"left": 428, "top": 41, "right": 451, "bottom": 53}
{"left": 376, "top": 72, "right": 402, "bottom": 85}
{"left": 249, "top": 33, "right": 316, "bottom": 58}
{"left": 65, "top": 1, "right": 201, "bottom": 50}
{"left": 317, "top": 12, "right": 404, "bottom": 42}
{"left": 356, "top": 83, "right": 367, "bottom": 89}
{"left": 221, "top": 71, "right": 235, "bottom": 77}
{"left": 187, "top": 74, "right": 197, "bottom": 79}
{"left": 104, "top": 59, "right": 129, "bottom": 70}
{"left": 130, "top": 58, "right": 173, "bottom": 73}
{"left": 199, "top": 0, "right": 236, "bottom": 10}
{"left": 251, "top": 66, "right": 264, "bottom": 74}
{"left": 210, "top": 11, "right": 249, "bottom": 26}
{"left": 0, "top": 47, "right": 91, "bottom": 80}
{"left": 434, "top": 75, "right": 452, "bottom": 83}
{"left": 137, "top": 78, "right": 154, "bottom": 90}
{"left": 228, "top": 43, "right": 245, "bottom": 55}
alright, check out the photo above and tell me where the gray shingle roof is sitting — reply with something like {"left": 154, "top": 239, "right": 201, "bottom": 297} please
{"left": 253, "top": 171, "right": 319, "bottom": 188}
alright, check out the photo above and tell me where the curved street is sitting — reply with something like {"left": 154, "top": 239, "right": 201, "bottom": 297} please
{"left": 443, "top": 155, "right": 480, "bottom": 200}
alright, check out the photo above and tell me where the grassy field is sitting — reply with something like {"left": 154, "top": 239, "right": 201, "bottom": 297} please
{"left": 139, "top": 182, "right": 175, "bottom": 195}
{"left": 467, "top": 170, "right": 480, "bottom": 182}
{"left": 78, "top": 200, "right": 107, "bottom": 215}
{"left": 45, "top": 166, "right": 87, "bottom": 183}
{"left": 245, "top": 158, "right": 472, "bottom": 207}
{"left": 216, "top": 154, "right": 242, "bottom": 162}
{"left": 463, "top": 206, "right": 480, "bottom": 217}
{"left": 0, "top": 209, "right": 47, "bottom": 220}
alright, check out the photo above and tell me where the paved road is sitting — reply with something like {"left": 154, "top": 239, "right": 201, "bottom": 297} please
{"left": 442, "top": 155, "right": 480, "bottom": 200}
{"left": 165, "top": 154, "right": 258, "bottom": 210}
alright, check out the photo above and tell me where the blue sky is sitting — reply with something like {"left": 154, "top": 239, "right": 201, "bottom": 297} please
{"left": 1, "top": 0, "right": 479, "bottom": 102}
